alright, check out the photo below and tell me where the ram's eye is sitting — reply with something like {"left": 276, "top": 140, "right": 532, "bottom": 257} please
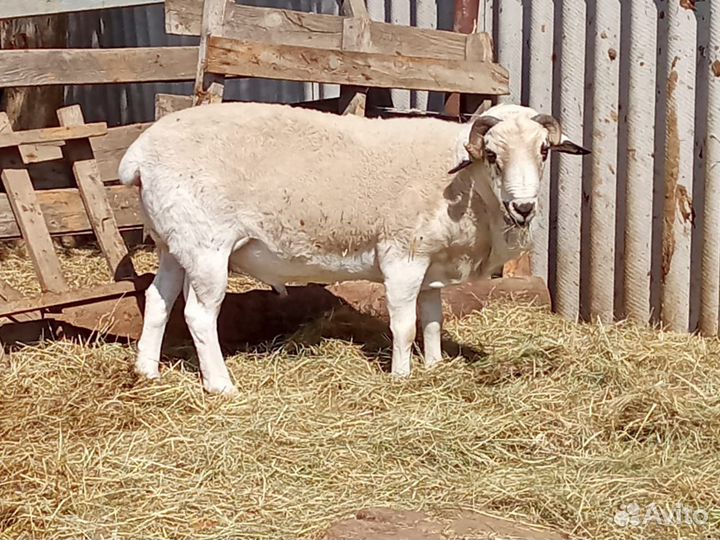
{"left": 541, "top": 143, "right": 550, "bottom": 161}
{"left": 485, "top": 150, "right": 497, "bottom": 164}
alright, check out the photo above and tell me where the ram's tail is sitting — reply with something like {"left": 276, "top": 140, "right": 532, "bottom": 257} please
{"left": 117, "top": 137, "right": 145, "bottom": 187}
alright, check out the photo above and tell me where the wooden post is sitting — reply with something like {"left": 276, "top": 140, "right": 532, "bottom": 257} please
{"left": 339, "top": 3, "right": 371, "bottom": 116}
{"left": 193, "top": 0, "right": 227, "bottom": 105}
{"left": 443, "top": 0, "right": 479, "bottom": 118}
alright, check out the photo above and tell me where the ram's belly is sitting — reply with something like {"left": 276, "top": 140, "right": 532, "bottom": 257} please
{"left": 229, "top": 239, "right": 382, "bottom": 288}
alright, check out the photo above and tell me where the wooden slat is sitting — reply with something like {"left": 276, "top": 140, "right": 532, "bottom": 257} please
{"left": 0, "top": 185, "right": 142, "bottom": 240}
{"left": 0, "top": 0, "right": 163, "bottom": 19}
{"left": 0, "top": 123, "right": 107, "bottom": 149}
{"left": 155, "top": 93, "right": 193, "bottom": 119}
{"left": 339, "top": 10, "right": 371, "bottom": 116}
{"left": 0, "top": 113, "right": 62, "bottom": 164}
{"left": 166, "top": 0, "right": 477, "bottom": 61}
{"left": 0, "top": 47, "right": 198, "bottom": 88}
{"left": 206, "top": 37, "right": 509, "bottom": 95}
{"left": 57, "top": 105, "right": 135, "bottom": 280}
{"left": 1, "top": 169, "right": 67, "bottom": 293}
{"left": 0, "top": 274, "right": 154, "bottom": 319}
{"left": 0, "top": 281, "right": 37, "bottom": 323}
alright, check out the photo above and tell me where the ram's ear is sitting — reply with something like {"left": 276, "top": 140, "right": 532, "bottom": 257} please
{"left": 552, "top": 135, "right": 591, "bottom": 155}
{"left": 464, "top": 115, "right": 501, "bottom": 160}
{"left": 531, "top": 113, "right": 562, "bottom": 145}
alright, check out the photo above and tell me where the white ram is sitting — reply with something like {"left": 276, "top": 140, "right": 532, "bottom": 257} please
{"left": 118, "top": 102, "right": 589, "bottom": 395}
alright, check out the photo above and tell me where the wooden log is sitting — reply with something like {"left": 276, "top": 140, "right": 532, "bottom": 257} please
{"left": 166, "top": 0, "right": 477, "bottom": 62}
{"left": 1, "top": 169, "right": 67, "bottom": 293}
{"left": 0, "top": 47, "right": 198, "bottom": 87}
{"left": 0, "top": 123, "right": 107, "bottom": 148}
{"left": 0, "top": 185, "right": 142, "bottom": 240}
{"left": 206, "top": 37, "right": 509, "bottom": 95}
{"left": 57, "top": 105, "right": 135, "bottom": 280}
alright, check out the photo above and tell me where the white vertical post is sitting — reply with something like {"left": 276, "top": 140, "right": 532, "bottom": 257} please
{"left": 414, "top": 0, "right": 437, "bottom": 111}
{"left": 496, "top": 0, "right": 523, "bottom": 104}
{"left": 390, "top": 0, "right": 411, "bottom": 110}
{"left": 587, "top": 0, "right": 621, "bottom": 323}
{"left": 555, "top": 0, "right": 587, "bottom": 319}
{"left": 661, "top": 1, "right": 697, "bottom": 332}
{"left": 527, "top": 1, "right": 554, "bottom": 283}
{"left": 700, "top": 1, "right": 720, "bottom": 336}
{"left": 623, "top": 0, "right": 657, "bottom": 323}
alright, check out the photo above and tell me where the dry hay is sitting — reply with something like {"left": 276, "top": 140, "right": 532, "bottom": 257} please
{"left": 1, "top": 246, "right": 720, "bottom": 539}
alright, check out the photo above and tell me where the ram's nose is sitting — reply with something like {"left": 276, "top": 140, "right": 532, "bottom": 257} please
{"left": 504, "top": 199, "right": 536, "bottom": 227}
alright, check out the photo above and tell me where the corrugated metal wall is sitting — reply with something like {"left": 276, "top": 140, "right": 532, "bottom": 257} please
{"left": 66, "top": 0, "right": 455, "bottom": 125}
{"left": 484, "top": 0, "right": 719, "bottom": 334}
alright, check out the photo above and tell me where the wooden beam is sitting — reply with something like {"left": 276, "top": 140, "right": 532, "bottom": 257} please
{"left": 0, "top": 185, "right": 142, "bottom": 240}
{"left": 0, "top": 47, "right": 198, "bottom": 88}
{"left": 339, "top": 12, "right": 370, "bottom": 116}
{"left": 57, "top": 105, "right": 135, "bottom": 280}
{"left": 206, "top": 37, "right": 509, "bottom": 95}
{"left": 0, "top": 123, "right": 107, "bottom": 149}
{"left": 0, "top": 0, "right": 163, "bottom": 20}
{"left": 0, "top": 273, "right": 154, "bottom": 319}
{"left": 193, "top": 0, "right": 228, "bottom": 106}
{"left": 92, "top": 122, "right": 150, "bottom": 182}
{"left": 155, "top": 93, "right": 193, "bottom": 119}
{"left": 1, "top": 169, "right": 67, "bottom": 293}
{"left": 166, "top": 0, "right": 477, "bottom": 61}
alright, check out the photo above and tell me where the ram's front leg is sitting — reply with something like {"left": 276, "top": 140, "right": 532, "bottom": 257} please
{"left": 381, "top": 253, "right": 429, "bottom": 377}
{"left": 418, "top": 288, "right": 443, "bottom": 368}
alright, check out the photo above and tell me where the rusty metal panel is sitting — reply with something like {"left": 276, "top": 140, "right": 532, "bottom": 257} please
{"left": 660, "top": 0, "right": 697, "bottom": 332}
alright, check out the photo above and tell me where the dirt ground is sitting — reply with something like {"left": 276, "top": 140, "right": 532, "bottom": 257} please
{"left": 1, "top": 245, "right": 719, "bottom": 539}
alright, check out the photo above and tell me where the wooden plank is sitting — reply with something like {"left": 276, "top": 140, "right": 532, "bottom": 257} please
{"left": 554, "top": 1, "right": 587, "bottom": 319}
{"left": 0, "top": 273, "right": 154, "bottom": 319}
{"left": 525, "top": 2, "right": 555, "bottom": 283}
{"left": 57, "top": 105, "right": 135, "bottom": 280}
{"left": 661, "top": 3, "right": 697, "bottom": 332}
{"left": 1, "top": 169, "right": 67, "bottom": 293}
{"left": 342, "top": 0, "right": 369, "bottom": 18}
{"left": 0, "top": 47, "right": 198, "bottom": 88}
{"left": 622, "top": 0, "right": 657, "bottom": 324}
{"left": 0, "top": 123, "right": 107, "bottom": 149}
{"left": 0, "top": 0, "right": 163, "bottom": 19}
{"left": 206, "top": 37, "right": 509, "bottom": 95}
{"left": 166, "top": 0, "right": 477, "bottom": 61}
{"left": 0, "top": 185, "right": 142, "bottom": 240}
{"left": 0, "top": 112, "right": 62, "bottom": 164}
{"left": 587, "top": 2, "right": 621, "bottom": 323}
{"left": 700, "top": 0, "right": 720, "bottom": 336}
{"left": 0, "top": 281, "right": 39, "bottom": 323}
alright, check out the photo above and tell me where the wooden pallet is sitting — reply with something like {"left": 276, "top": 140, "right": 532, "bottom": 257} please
{"left": 0, "top": 105, "right": 152, "bottom": 327}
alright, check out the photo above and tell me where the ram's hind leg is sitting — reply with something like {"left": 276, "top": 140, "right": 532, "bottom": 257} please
{"left": 136, "top": 248, "right": 185, "bottom": 379}
{"left": 183, "top": 250, "right": 237, "bottom": 396}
